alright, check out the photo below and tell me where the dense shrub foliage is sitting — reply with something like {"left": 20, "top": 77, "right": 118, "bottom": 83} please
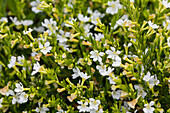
{"left": 0, "top": 0, "right": 170, "bottom": 112}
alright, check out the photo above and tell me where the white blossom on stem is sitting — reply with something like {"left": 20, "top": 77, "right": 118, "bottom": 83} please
{"left": 78, "top": 14, "right": 90, "bottom": 22}
{"left": 77, "top": 101, "right": 89, "bottom": 112}
{"left": 23, "top": 28, "right": 33, "bottom": 35}
{"left": 80, "top": 72, "right": 91, "bottom": 80}
{"left": 143, "top": 101, "right": 155, "bottom": 113}
{"left": 143, "top": 72, "right": 154, "bottom": 82}
{"left": 72, "top": 67, "right": 81, "bottom": 79}
{"left": 31, "top": 62, "right": 41, "bottom": 75}
{"left": 106, "top": 0, "right": 122, "bottom": 15}
{"left": 35, "top": 103, "right": 49, "bottom": 113}
{"left": 14, "top": 82, "right": 23, "bottom": 93}
{"left": 162, "top": 0, "right": 170, "bottom": 8}
{"left": 112, "top": 90, "right": 121, "bottom": 100}
{"left": 8, "top": 56, "right": 16, "bottom": 68}
{"left": 0, "top": 98, "right": 3, "bottom": 108}
{"left": 148, "top": 21, "right": 159, "bottom": 29}
{"left": 21, "top": 20, "right": 33, "bottom": 26}
{"left": 90, "top": 50, "right": 104, "bottom": 63}
{"left": 89, "top": 98, "right": 101, "bottom": 110}
{"left": 39, "top": 42, "right": 52, "bottom": 55}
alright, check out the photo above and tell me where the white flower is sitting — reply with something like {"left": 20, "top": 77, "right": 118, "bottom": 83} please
{"left": 144, "top": 48, "right": 149, "bottom": 54}
{"left": 107, "top": 76, "right": 117, "bottom": 85}
{"left": 90, "top": 50, "right": 104, "bottom": 63}
{"left": 12, "top": 92, "right": 28, "bottom": 104}
{"left": 17, "top": 55, "right": 25, "bottom": 64}
{"left": 82, "top": 24, "right": 93, "bottom": 37}
{"left": 12, "top": 94, "right": 19, "bottom": 104}
{"left": 42, "top": 18, "right": 56, "bottom": 28}
{"left": 77, "top": 101, "right": 89, "bottom": 112}
{"left": 41, "top": 18, "right": 58, "bottom": 35}
{"left": 8, "top": 56, "right": 16, "bottom": 68}
{"left": 143, "top": 101, "right": 155, "bottom": 113}
{"left": 21, "top": 20, "right": 33, "bottom": 26}
{"left": 114, "top": 19, "right": 124, "bottom": 29}
{"left": 149, "top": 75, "right": 160, "bottom": 88}
{"left": 106, "top": 0, "right": 122, "bottom": 15}
{"left": 30, "top": 0, "right": 42, "bottom": 13}
{"left": 39, "top": 42, "right": 52, "bottom": 55}
{"left": 67, "top": 0, "right": 73, "bottom": 8}
{"left": 98, "top": 109, "right": 104, "bottom": 113}
{"left": 121, "top": 14, "right": 129, "bottom": 20}
{"left": 89, "top": 98, "right": 101, "bottom": 110}
{"left": 167, "top": 37, "right": 170, "bottom": 47}
{"left": 114, "top": 18, "right": 133, "bottom": 29}
{"left": 112, "top": 56, "right": 121, "bottom": 67}
{"left": 123, "top": 43, "right": 132, "bottom": 48}
{"left": 96, "top": 65, "right": 114, "bottom": 76}
{"left": 0, "top": 17, "right": 8, "bottom": 22}
{"left": 35, "top": 103, "right": 49, "bottom": 113}
{"left": 9, "top": 17, "right": 21, "bottom": 25}
{"left": 80, "top": 72, "right": 91, "bottom": 80}
{"left": 6, "top": 90, "right": 14, "bottom": 96}
{"left": 143, "top": 72, "right": 154, "bottom": 82}
{"left": 17, "top": 92, "right": 28, "bottom": 104}
{"left": 90, "top": 10, "right": 105, "bottom": 25}
{"left": 23, "top": 28, "right": 33, "bottom": 34}
{"left": 162, "top": 0, "right": 170, "bottom": 8}
{"left": 90, "top": 109, "right": 104, "bottom": 113}
{"left": 31, "top": 52, "right": 38, "bottom": 57}
{"left": 72, "top": 67, "right": 81, "bottom": 79}
{"left": 134, "top": 84, "right": 147, "bottom": 98}
{"left": 78, "top": 14, "right": 90, "bottom": 22}
{"left": 163, "top": 19, "right": 170, "bottom": 30}
{"left": 65, "top": 18, "right": 77, "bottom": 27}
{"left": 58, "top": 41, "right": 70, "bottom": 51}
{"left": 90, "top": 109, "right": 97, "bottom": 113}
{"left": 148, "top": 21, "right": 159, "bottom": 29}
{"left": 0, "top": 98, "right": 3, "bottom": 108}
{"left": 96, "top": 65, "right": 106, "bottom": 74}
{"left": 62, "top": 53, "right": 66, "bottom": 58}
{"left": 130, "top": 0, "right": 134, "bottom": 3}
{"left": 56, "top": 109, "right": 66, "bottom": 113}
{"left": 14, "top": 82, "right": 23, "bottom": 93}
{"left": 106, "top": 47, "right": 121, "bottom": 60}
{"left": 94, "top": 33, "right": 104, "bottom": 41}
{"left": 33, "top": 26, "right": 45, "bottom": 32}
{"left": 87, "top": 7, "right": 93, "bottom": 14}
{"left": 31, "top": 62, "right": 41, "bottom": 75}
{"left": 57, "top": 29, "right": 70, "bottom": 43}
{"left": 22, "top": 111, "right": 27, "bottom": 113}
{"left": 112, "top": 90, "right": 121, "bottom": 100}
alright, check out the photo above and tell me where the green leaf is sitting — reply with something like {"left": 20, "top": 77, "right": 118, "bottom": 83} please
{"left": 165, "top": 62, "right": 170, "bottom": 68}
{"left": 122, "top": 106, "right": 126, "bottom": 113}
{"left": 0, "top": 0, "right": 7, "bottom": 16}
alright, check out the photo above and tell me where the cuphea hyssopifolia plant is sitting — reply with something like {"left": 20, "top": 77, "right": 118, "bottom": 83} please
{"left": 0, "top": 0, "right": 170, "bottom": 112}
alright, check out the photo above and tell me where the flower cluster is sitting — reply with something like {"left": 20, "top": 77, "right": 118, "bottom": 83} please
{"left": 77, "top": 98, "right": 102, "bottom": 112}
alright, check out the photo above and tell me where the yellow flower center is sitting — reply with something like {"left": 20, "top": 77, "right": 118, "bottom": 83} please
{"left": 112, "top": 4, "right": 115, "bottom": 8}
{"left": 146, "top": 104, "right": 151, "bottom": 109}
{"left": 82, "top": 104, "right": 86, "bottom": 108}
{"left": 62, "top": 35, "right": 65, "bottom": 38}
{"left": 93, "top": 101, "right": 97, "bottom": 105}
{"left": 24, "top": 94, "right": 27, "bottom": 98}
{"left": 113, "top": 51, "right": 117, "bottom": 55}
